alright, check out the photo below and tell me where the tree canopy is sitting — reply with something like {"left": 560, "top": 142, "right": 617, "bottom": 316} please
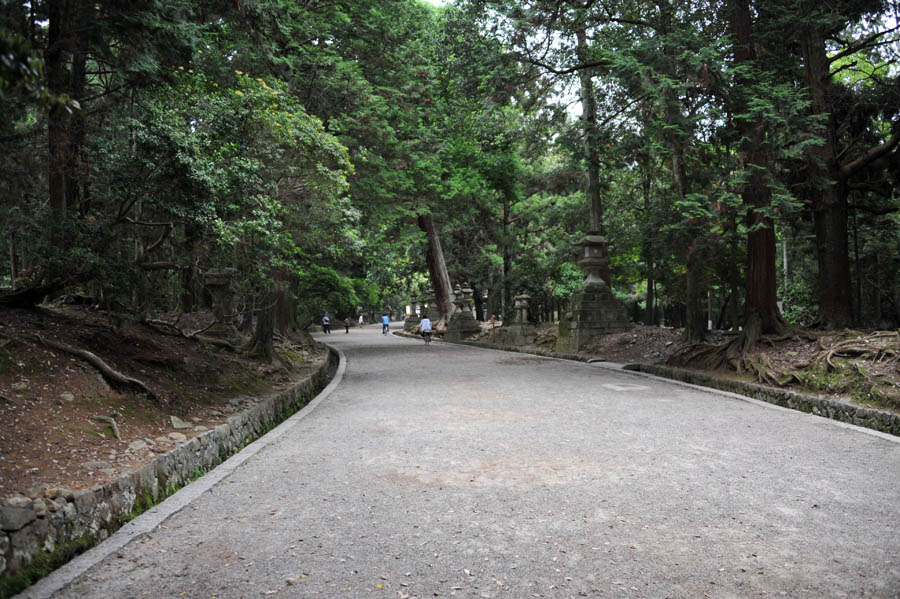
{"left": 2, "top": 0, "right": 898, "bottom": 343}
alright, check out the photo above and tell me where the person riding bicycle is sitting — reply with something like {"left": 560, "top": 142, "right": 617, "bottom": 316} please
{"left": 381, "top": 313, "right": 390, "bottom": 334}
{"left": 420, "top": 316, "right": 432, "bottom": 345}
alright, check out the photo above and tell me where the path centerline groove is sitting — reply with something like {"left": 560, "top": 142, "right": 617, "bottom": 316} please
{"left": 26, "top": 323, "right": 900, "bottom": 598}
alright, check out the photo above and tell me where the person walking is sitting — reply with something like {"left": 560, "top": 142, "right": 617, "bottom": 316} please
{"left": 344, "top": 317, "right": 350, "bottom": 333}
{"left": 420, "top": 316, "right": 432, "bottom": 345}
{"left": 358, "top": 314, "right": 364, "bottom": 328}
{"left": 381, "top": 313, "right": 390, "bottom": 335}
{"left": 322, "top": 314, "right": 331, "bottom": 334}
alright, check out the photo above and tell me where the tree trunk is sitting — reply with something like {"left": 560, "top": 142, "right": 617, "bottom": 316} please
{"left": 66, "top": 45, "right": 88, "bottom": 215}
{"left": 799, "top": 19, "right": 899, "bottom": 327}
{"left": 502, "top": 188, "right": 511, "bottom": 319}
{"left": 872, "top": 252, "right": 882, "bottom": 325}
{"left": 669, "top": 142, "right": 707, "bottom": 343}
{"left": 644, "top": 273, "right": 655, "bottom": 326}
{"left": 716, "top": 292, "right": 733, "bottom": 330}
{"left": 418, "top": 213, "right": 453, "bottom": 316}
{"left": 274, "top": 272, "right": 296, "bottom": 335}
{"left": 9, "top": 232, "right": 17, "bottom": 290}
{"left": 486, "top": 275, "right": 495, "bottom": 322}
{"left": 239, "top": 295, "right": 254, "bottom": 334}
{"left": 180, "top": 265, "right": 196, "bottom": 313}
{"left": 473, "top": 284, "right": 483, "bottom": 321}
{"left": 45, "top": 0, "right": 69, "bottom": 239}
{"left": 684, "top": 243, "right": 707, "bottom": 343}
{"left": 640, "top": 163, "right": 655, "bottom": 326}
{"left": 800, "top": 23, "right": 853, "bottom": 328}
{"left": 246, "top": 290, "right": 278, "bottom": 362}
{"left": 852, "top": 206, "right": 861, "bottom": 322}
{"left": 729, "top": 0, "right": 784, "bottom": 335}
{"left": 576, "top": 27, "right": 611, "bottom": 287}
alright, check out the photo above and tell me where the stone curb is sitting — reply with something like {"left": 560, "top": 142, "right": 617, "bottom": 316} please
{"left": 2, "top": 345, "right": 339, "bottom": 594}
{"left": 397, "top": 331, "right": 900, "bottom": 439}
{"left": 629, "top": 363, "right": 900, "bottom": 437}
{"left": 393, "top": 330, "right": 590, "bottom": 362}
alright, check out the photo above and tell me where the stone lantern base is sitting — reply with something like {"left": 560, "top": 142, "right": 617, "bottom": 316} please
{"left": 503, "top": 323, "right": 537, "bottom": 346}
{"left": 556, "top": 281, "right": 630, "bottom": 353}
{"left": 445, "top": 310, "right": 480, "bottom": 341}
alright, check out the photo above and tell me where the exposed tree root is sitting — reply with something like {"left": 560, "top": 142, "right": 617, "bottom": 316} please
{"left": 811, "top": 331, "right": 899, "bottom": 372}
{"left": 143, "top": 316, "right": 235, "bottom": 350}
{"left": 196, "top": 335, "right": 237, "bottom": 351}
{"left": 32, "top": 334, "right": 158, "bottom": 400}
{"left": 670, "top": 328, "right": 900, "bottom": 399}
{"left": 143, "top": 316, "right": 217, "bottom": 339}
{"left": 667, "top": 317, "right": 800, "bottom": 385}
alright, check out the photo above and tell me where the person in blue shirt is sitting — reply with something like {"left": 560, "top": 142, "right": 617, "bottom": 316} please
{"left": 381, "top": 314, "right": 390, "bottom": 334}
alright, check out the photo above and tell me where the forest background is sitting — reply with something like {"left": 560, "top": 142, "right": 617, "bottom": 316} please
{"left": 1, "top": 1, "right": 899, "bottom": 592}
{"left": 1, "top": 1, "right": 899, "bottom": 417}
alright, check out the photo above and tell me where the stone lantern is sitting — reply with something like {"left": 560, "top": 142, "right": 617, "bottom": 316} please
{"left": 556, "top": 233, "right": 630, "bottom": 353}
{"left": 424, "top": 287, "right": 441, "bottom": 321}
{"left": 577, "top": 234, "right": 609, "bottom": 288}
{"left": 514, "top": 293, "right": 530, "bottom": 324}
{"left": 405, "top": 295, "right": 421, "bottom": 330}
{"left": 203, "top": 268, "right": 236, "bottom": 325}
{"left": 445, "top": 282, "right": 480, "bottom": 341}
{"left": 504, "top": 292, "right": 536, "bottom": 346}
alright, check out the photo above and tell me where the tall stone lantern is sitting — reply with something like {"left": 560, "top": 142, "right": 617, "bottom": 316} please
{"left": 461, "top": 283, "right": 478, "bottom": 318}
{"left": 203, "top": 268, "right": 236, "bottom": 325}
{"left": 424, "top": 287, "right": 441, "bottom": 322}
{"left": 445, "top": 282, "right": 480, "bottom": 341}
{"left": 514, "top": 293, "right": 530, "bottom": 324}
{"left": 556, "top": 234, "right": 629, "bottom": 353}
{"left": 405, "top": 295, "right": 421, "bottom": 330}
{"left": 504, "top": 292, "right": 537, "bottom": 346}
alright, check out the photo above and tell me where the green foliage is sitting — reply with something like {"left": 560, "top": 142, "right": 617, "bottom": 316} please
{"left": 0, "top": 29, "right": 76, "bottom": 110}
{"left": 297, "top": 265, "right": 359, "bottom": 316}
{"left": 780, "top": 278, "right": 818, "bottom": 326}
{"left": 1, "top": 0, "right": 897, "bottom": 331}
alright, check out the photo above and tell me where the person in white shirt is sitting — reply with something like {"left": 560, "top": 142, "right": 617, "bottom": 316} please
{"left": 420, "top": 316, "right": 432, "bottom": 345}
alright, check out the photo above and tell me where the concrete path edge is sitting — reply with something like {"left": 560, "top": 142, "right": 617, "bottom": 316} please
{"left": 16, "top": 345, "right": 347, "bottom": 599}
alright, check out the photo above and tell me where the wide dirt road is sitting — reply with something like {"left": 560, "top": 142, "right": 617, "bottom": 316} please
{"left": 26, "top": 323, "right": 900, "bottom": 598}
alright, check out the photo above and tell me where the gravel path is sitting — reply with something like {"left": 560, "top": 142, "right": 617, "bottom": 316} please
{"left": 25, "top": 323, "right": 900, "bottom": 598}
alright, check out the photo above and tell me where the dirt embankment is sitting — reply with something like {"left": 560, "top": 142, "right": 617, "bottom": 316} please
{"left": 0, "top": 306, "right": 325, "bottom": 499}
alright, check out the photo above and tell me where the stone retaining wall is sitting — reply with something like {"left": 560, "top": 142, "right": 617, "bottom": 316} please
{"left": 633, "top": 363, "right": 900, "bottom": 437}
{"left": 0, "top": 347, "right": 336, "bottom": 584}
